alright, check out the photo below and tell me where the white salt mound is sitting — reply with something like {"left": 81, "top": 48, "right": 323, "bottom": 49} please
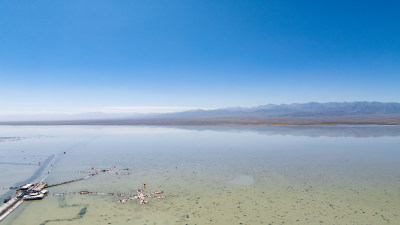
{"left": 227, "top": 175, "right": 254, "bottom": 186}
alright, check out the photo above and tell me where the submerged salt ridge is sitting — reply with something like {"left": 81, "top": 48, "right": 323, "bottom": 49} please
{"left": 0, "top": 125, "right": 399, "bottom": 225}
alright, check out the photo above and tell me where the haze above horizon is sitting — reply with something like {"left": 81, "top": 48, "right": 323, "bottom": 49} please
{"left": 1, "top": 0, "right": 399, "bottom": 118}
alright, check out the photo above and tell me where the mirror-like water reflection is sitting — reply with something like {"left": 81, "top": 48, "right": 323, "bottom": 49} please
{"left": 1, "top": 125, "right": 399, "bottom": 224}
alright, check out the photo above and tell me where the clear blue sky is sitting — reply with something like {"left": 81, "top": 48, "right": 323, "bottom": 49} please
{"left": 0, "top": 0, "right": 399, "bottom": 115}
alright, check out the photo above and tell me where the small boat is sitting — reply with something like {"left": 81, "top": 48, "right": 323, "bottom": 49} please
{"left": 24, "top": 192, "right": 44, "bottom": 201}
{"left": 20, "top": 183, "right": 33, "bottom": 190}
{"left": 17, "top": 190, "right": 28, "bottom": 198}
{"left": 3, "top": 196, "right": 11, "bottom": 203}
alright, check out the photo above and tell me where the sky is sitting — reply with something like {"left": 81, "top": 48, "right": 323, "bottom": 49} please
{"left": 0, "top": 0, "right": 399, "bottom": 117}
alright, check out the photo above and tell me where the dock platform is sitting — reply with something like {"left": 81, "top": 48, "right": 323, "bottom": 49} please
{"left": 0, "top": 182, "right": 47, "bottom": 222}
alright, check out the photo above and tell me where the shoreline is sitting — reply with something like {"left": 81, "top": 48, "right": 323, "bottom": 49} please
{"left": 0, "top": 120, "right": 400, "bottom": 126}
{"left": 0, "top": 123, "right": 399, "bottom": 126}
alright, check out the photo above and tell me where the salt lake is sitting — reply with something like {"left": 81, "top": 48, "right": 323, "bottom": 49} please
{"left": 1, "top": 125, "right": 399, "bottom": 224}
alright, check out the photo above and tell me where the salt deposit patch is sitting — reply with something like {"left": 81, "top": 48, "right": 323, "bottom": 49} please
{"left": 227, "top": 175, "right": 254, "bottom": 186}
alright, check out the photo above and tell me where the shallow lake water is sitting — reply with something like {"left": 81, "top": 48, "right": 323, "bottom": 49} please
{"left": 1, "top": 125, "right": 400, "bottom": 224}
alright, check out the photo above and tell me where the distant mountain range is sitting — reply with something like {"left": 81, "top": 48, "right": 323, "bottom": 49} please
{"left": 1, "top": 102, "right": 400, "bottom": 125}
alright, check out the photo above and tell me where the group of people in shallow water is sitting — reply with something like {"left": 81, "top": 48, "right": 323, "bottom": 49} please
{"left": 117, "top": 189, "right": 165, "bottom": 204}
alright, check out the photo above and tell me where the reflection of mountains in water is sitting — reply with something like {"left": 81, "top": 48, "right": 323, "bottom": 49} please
{"left": 177, "top": 126, "right": 400, "bottom": 138}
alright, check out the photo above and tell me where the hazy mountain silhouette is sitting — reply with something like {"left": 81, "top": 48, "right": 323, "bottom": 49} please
{"left": 143, "top": 101, "right": 400, "bottom": 125}
{"left": 1, "top": 102, "right": 400, "bottom": 125}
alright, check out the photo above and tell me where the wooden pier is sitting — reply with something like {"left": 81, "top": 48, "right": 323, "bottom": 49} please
{"left": 0, "top": 176, "right": 88, "bottom": 222}
{"left": 0, "top": 195, "right": 23, "bottom": 222}
{"left": 46, "top": 174, "right": 94, "bottom": 188}
{"left": 0, "top": 182, "right": 47, "bottom": 222}
{"left": 0, "top": 166, "right": 132, "bottom": 222}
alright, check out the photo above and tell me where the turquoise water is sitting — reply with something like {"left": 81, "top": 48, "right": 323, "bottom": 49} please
{"left": 1, "top": 125, "right": 400, "bottom": 224}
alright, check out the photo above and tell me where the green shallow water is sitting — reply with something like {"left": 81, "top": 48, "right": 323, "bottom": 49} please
{"left": 1, "top": 125, "right": 400, "bottom": 224}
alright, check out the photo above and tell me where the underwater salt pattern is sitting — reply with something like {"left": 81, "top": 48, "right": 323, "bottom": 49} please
{"left": 1, "top": 126, "right": 400, "bottom": 224}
